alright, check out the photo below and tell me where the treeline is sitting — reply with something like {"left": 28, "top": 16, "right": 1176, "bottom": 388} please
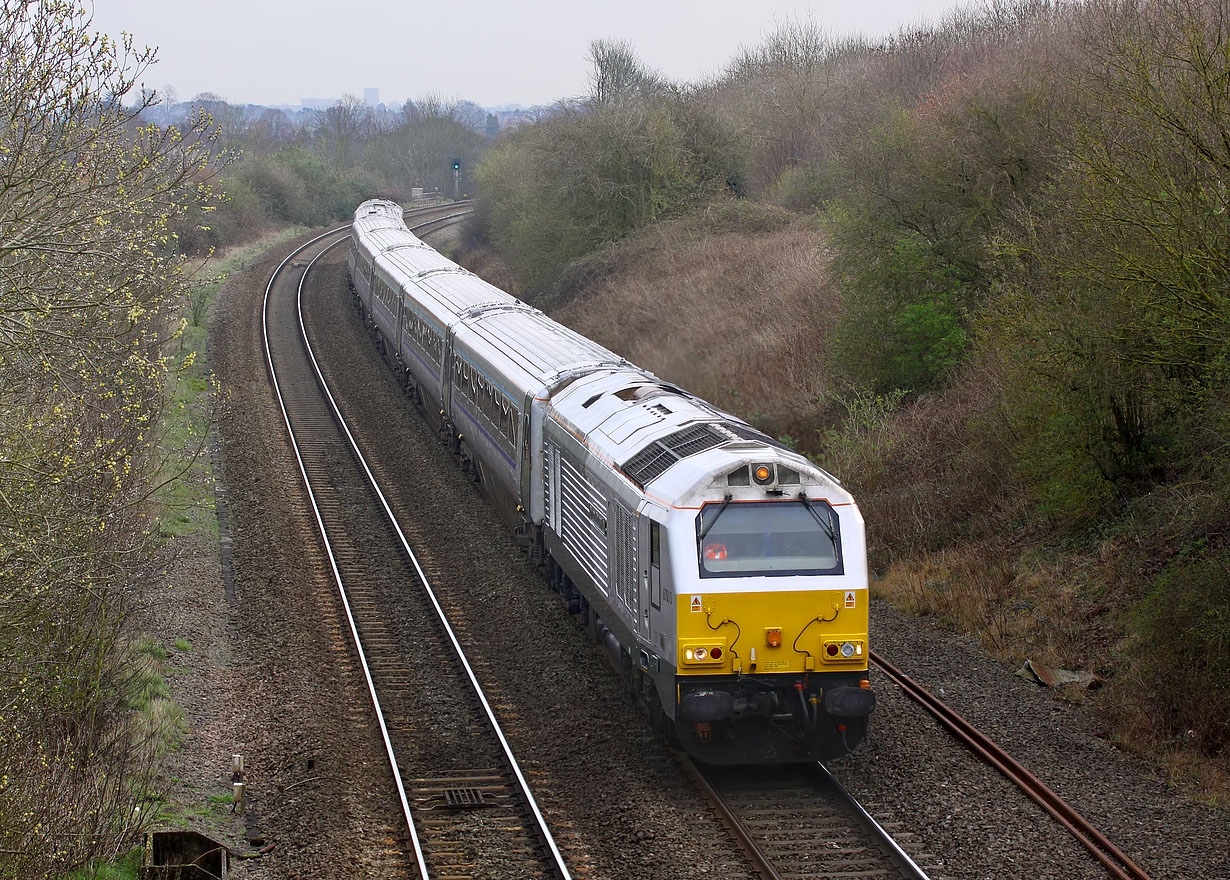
{"left": 474, "top": 1, "right": 1229, "bottom": 762}
{"left": 161, "top": 95, "right": 492, "bottom": 254}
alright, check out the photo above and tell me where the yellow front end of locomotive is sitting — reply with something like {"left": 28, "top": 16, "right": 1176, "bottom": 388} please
{"left": 676, "top": 589, "right": 869, "bottom": 674}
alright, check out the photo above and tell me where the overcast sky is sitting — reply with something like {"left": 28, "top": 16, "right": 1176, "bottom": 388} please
{"left": 90, "top": 0, "right": 974, "bottom": 108}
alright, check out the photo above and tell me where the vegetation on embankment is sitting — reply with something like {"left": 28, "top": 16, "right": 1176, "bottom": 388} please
{"left": 162, "top": 93, "right": 490, "bottom": 256}
{"left": 1, "top": 2, "right": 492, "bottom": 866}
{"left": 466, "top": 0, "right": 1230, "bottom": 790}
{"left": 0, "top": 2, "right": 227, "bottom": 875}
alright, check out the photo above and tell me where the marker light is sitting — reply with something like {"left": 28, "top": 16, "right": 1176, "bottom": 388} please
{"left": 765, "top": 628, "right": 782, "bottom": 648}
{"left": 753, "top": 464, "right": 774, "bottom": 485}
{"left": 821, "top": 639, "right": 865, "bottom": 663}
{"left": 682, "top": 643, "right": 726, "bottom": 665}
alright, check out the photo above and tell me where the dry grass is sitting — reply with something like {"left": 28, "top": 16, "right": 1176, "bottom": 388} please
{"left": 550, "top": 220, "right": 840, "bottom": 443}
{"left": 873, "top": 541, "right": 1116, "bottom": 671}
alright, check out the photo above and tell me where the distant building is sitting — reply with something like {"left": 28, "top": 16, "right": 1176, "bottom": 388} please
{"left": 301, "top": 97, "right": 338, "bottom": 110}
{"left": 364, "top": 88, "right": 379, "bottom": 107}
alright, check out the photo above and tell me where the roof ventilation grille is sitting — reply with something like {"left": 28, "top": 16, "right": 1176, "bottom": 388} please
{"left": 621, "top": 424, "right": 726, "bottom": 489}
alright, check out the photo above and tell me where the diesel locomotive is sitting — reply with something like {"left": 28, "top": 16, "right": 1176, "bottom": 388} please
{"left": 346, "top": 199, "right": 875, "bottom": 763}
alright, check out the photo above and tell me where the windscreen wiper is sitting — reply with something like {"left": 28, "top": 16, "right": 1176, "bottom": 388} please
{"left": 698, "top": 493, "right": 734, "bottom": 542}
{"left": 798, "top": 492, "right": 840, "bottom": 556}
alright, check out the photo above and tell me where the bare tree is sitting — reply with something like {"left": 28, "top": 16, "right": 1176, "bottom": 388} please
{"left": 314, "top": 93, "right": 369, "bottom": 169}
{"left": 219, "top": 101, "right": 255, "bottom": 155}
{"left": 586, "top": 38, "right": 665, "bottom": 107}
{"left": 161, "top": 82, "right": 177, "bottom": 124}
{"left": 245, "top": 107, "right": 295, "bottom": 154}
{"left": 452, "top": 98, "right": 487, "bottom": 132}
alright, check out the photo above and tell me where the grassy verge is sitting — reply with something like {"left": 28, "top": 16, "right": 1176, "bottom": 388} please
{"left": 116, "top": 227, "right": 309, "bottom": 861}
{"left": 67, "top": 847, "right": 143, "bottom": 880}
{"left": 157, "top": 226, "right": 307, "bottom": 538}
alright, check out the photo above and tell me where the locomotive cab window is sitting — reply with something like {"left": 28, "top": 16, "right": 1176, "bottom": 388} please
{"left": 697, "top": 500, "right": 843, "bottom": 578}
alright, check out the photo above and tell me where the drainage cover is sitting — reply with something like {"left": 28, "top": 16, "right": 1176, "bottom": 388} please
{"left": 443, "top": 787, "right": 486, "bottom": 808}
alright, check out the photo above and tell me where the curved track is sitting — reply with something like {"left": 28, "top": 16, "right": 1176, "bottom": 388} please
{"left": 870, "top": 652, "right": 1153, "bottom": 880}
{"left": 261, "top": 206, "right": 571, "bottom": 880}
{"left": 257, "top": 207, "right": 1155, "bottom": 880}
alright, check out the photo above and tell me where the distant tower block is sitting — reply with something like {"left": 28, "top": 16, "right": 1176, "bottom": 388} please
{"left": 364, "top": 88, "right": 379, "bottom": 106}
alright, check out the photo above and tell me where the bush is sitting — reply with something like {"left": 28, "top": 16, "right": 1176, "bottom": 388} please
{"left": 828, "top": 227, "right": 972, "bottom": 392}
{"left": 1125, "top": 548, "right": 1230, "bottom": 756}
{"left": 238, "top": 153, "right": 315, "bottom": 225}
{"left": 478, "top": 94, "right": 743, "bottom": 292}
{"left": 764, "top": 164, "right": 827, "bottom": 212}
{"left": 236, "top": 147, "right": 385, "bottom": 228}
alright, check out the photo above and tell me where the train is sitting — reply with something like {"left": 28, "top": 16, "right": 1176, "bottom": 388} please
{"left": 345, "top": 199, "right": 875, "bottom": 763}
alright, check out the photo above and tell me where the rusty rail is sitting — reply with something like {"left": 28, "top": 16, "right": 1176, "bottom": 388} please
{"left": 871, "top": 650, "right": 1153, "bottom": 880}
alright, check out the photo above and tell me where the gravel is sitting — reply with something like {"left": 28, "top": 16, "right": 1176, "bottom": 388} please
{"left": 829, "top": 600, "right": 1229, "bottom": 880}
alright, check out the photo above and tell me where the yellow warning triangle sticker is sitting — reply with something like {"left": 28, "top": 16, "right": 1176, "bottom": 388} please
{"left": 844, "top": 590, "right": 856, "bottom": 608}
{"left": 690, "top": 595, "right": 702, "bottom": 613}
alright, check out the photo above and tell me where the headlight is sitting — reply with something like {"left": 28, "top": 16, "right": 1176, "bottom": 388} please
{"left": 821, "top": 638, "right": 865, "bottom": 663}
{"left": 681, "top": 642, "right": 726, "bottom": 665}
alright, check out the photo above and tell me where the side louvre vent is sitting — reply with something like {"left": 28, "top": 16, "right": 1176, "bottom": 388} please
{"left": 621, "top": 424, "right": 727, "bottom": 489}
{"left": 559, "top": 453, "right": 609, "bottom": 594}
{"left": 611, "top": 504, "right": 638, "bottom": 615}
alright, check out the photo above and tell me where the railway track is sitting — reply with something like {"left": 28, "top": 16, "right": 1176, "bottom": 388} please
{"left": 261, "top": 204, "right": 572, "bottom": 880}
{"left": 679, "top": 758, "right": 936, "bottom": 880}
{"left": 870, "top": 652, "right": 1154, "bottom": 880}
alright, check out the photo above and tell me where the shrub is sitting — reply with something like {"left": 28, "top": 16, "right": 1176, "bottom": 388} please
{"left": 764, "top": 164, "right": 829, "bottom": 212}
{"left": 236, "top": 147, "right": 386, "bottom": 229}
{"left": 1124, "top": 548, "right": 1230, "bottom": 756}
{"left": 827, "top": 227, "right": 972, "bottom": 392}
{"left": 478, "top": 91, "right": 743, "bottom": 292}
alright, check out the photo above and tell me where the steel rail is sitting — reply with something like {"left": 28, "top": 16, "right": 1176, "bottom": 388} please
{"left": 296, "top": 221, "right": 572, "bottom": 879}
{"left": 676, "top": 753, "right": 931, "bottom": 880}
{"left": 262, "top": 215, "right": 570, "bottom": 879}
{"left": 814, "top": 761, "right": 931, "bottom": 880}
{"left": 673, "top": 755, "right": 783, "bottom": 880}
{"left": 870, "top": 650, "right": 1153, "bottom": 880}
{"left": 261, "top": 225, "right": 430, "bottom": 879}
